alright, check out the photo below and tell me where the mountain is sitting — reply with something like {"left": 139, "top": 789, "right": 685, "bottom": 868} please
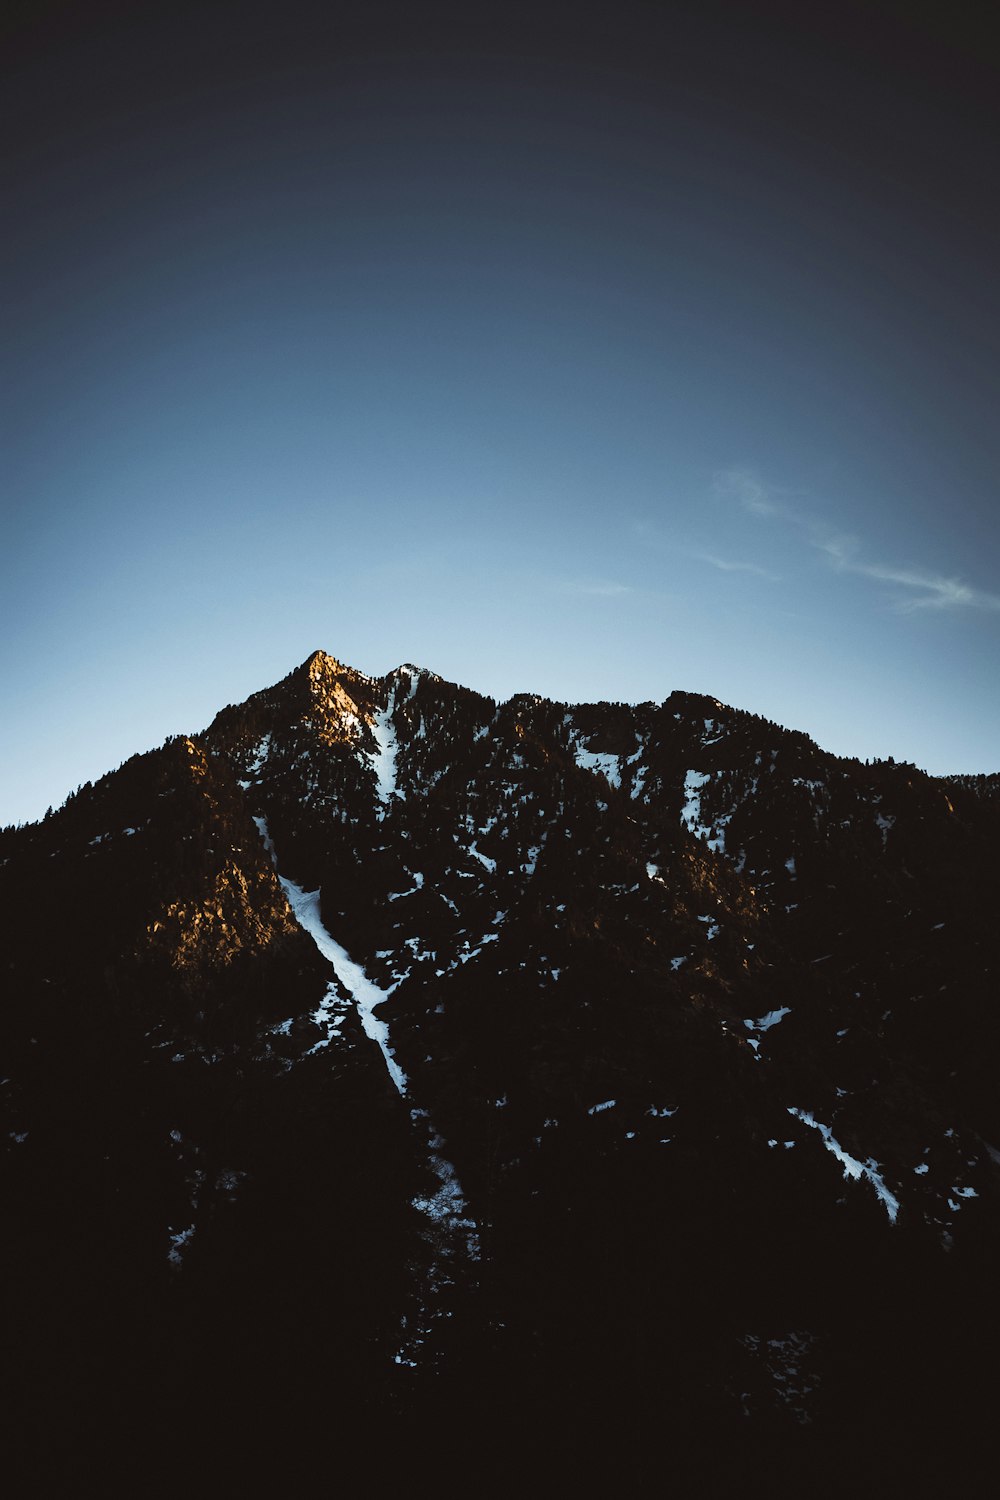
{"left": 2, "top": 649, "right": 998, "bottom": 1491}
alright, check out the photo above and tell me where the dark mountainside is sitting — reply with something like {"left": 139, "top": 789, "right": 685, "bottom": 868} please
{"left": 2, "top": 650, "right": 998, "bottom": 1491}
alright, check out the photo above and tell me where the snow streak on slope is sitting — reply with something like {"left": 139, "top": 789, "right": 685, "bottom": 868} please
{"left": 398, "top": 1112, "right": 482, "bottom": 1370}
{"left": 278, "top": 875, "right": 408, "bottom": 1092}
{"left": 368, "top": 701, "right": 400, "bottom": 813}
{"left": 252, "top": 817, "right": 480, "bottom": 1371}
{"left": 788, "top": 1108, "right": 900, "bottom": 1223}
{"left": 251, "top": 815, "right": 277, "bottom": 864}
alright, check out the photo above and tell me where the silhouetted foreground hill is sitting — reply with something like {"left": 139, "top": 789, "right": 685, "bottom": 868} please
{"left": 2, "top": 651, "right": 998, "bottom": 1491}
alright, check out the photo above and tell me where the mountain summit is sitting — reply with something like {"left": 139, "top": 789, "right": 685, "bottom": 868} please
{"left": 2, "top": 652, "right": 997, "bottom": 1489}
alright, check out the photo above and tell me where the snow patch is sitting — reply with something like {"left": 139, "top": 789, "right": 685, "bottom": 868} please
{"left": 167, "top": 1225, "right": 195, "bottom": 1268}
{"left": 252, "top": 816, "right": 278, "bottom": 867}
{"left": 468, "top": 843, "right": 496, "bottom": 874}
{"left": 744, "top": 1007, "right": 791, "bottom": 1034}
{"left": 681, "top": 770, "right": 727, "bottom": 851}
{"left": 787, "top": 1108, "right": 899, "bottom": 1223}
{"left": 573, "top": 744, "right": 621, "bottom": 789}
{"left": 278, "top": 875, "right": 407, "bottom": 1093}
{"left": 875, "top": 812, "right": 895, "bottom": 846}
{"left": 367, "top": 705, "right": 400, "bottom": 814}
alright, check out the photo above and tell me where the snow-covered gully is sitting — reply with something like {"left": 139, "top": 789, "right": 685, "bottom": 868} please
{"left": 788, "top": 1107, "right": 900, "bottom": 1223}
{"left": 255, "top": 818, "right": 480, "bottom": 1370}
{"left": 367, "top": 702, "right": 400, "bottom": 816}
{"left": 278, "top": 874, "right": 408, "bottom": 1088}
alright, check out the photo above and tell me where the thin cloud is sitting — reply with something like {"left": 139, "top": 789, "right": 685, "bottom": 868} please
{"left": 811, "top": 531, "right": 860, "bottom": 568}
{"left": 713, "top": 468, "right": 785, "bottom": 518}
{"left": 855, "top": 564, "right": 1000, "bottom": 613}
{"left": 697, "top": 553, "right": 779, "bottom": 580}
{"left": 716, "top": 467, "right": 1000, "bottom": 615}
{"left": 814, "top": 530, "right": 1000, "bottom": 612}
{"left": 558, "top": 579, "right": 633, "bottom": 598}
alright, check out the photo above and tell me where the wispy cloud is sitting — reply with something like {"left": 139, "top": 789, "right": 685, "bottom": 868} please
{"left": 851, "top": 564, "right": 1000, "bottom": 613}
{"left": 716, "top": 468, "right": 1000, "bottom": 615}
{"left": 713, "top": 468, "right": 786, "bottom": 518}
{"left": 816, "top": 532, "right": 1000, "bottom": 613}
{"left": 557, "top": 578, "right": 632, "bottom": 598}
{"left": 696, "top": 553, "right": 779, "bottom": 580}
{"left": 811, "top": 531, "right": 860, "bottom": 568}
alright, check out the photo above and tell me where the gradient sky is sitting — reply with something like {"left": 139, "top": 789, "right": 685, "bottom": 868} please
{"left": 3, "top": 0, "right": 999, "bottom": 825}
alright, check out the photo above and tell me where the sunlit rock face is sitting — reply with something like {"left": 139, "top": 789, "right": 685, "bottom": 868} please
{"left": 2, "top": 651, "right": 998, "bottom": 1490}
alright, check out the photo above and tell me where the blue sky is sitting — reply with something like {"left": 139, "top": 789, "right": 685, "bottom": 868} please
{"left": 3, "top": 2, "right": 998, "bottom": 824}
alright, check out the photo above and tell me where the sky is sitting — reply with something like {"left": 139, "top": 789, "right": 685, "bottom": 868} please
{"left": 3, "top": 0, "right": 999, "bottom": 824}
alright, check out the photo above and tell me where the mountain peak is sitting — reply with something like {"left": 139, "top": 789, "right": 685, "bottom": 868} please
{"left": 388, "top": 661, "right": 439, "bottom": 686}
{"left": 301, "top": 649, "right": 372, "bottom": 698}
{"left": 304, "top": 648, "right": 343, "bottom": 676}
